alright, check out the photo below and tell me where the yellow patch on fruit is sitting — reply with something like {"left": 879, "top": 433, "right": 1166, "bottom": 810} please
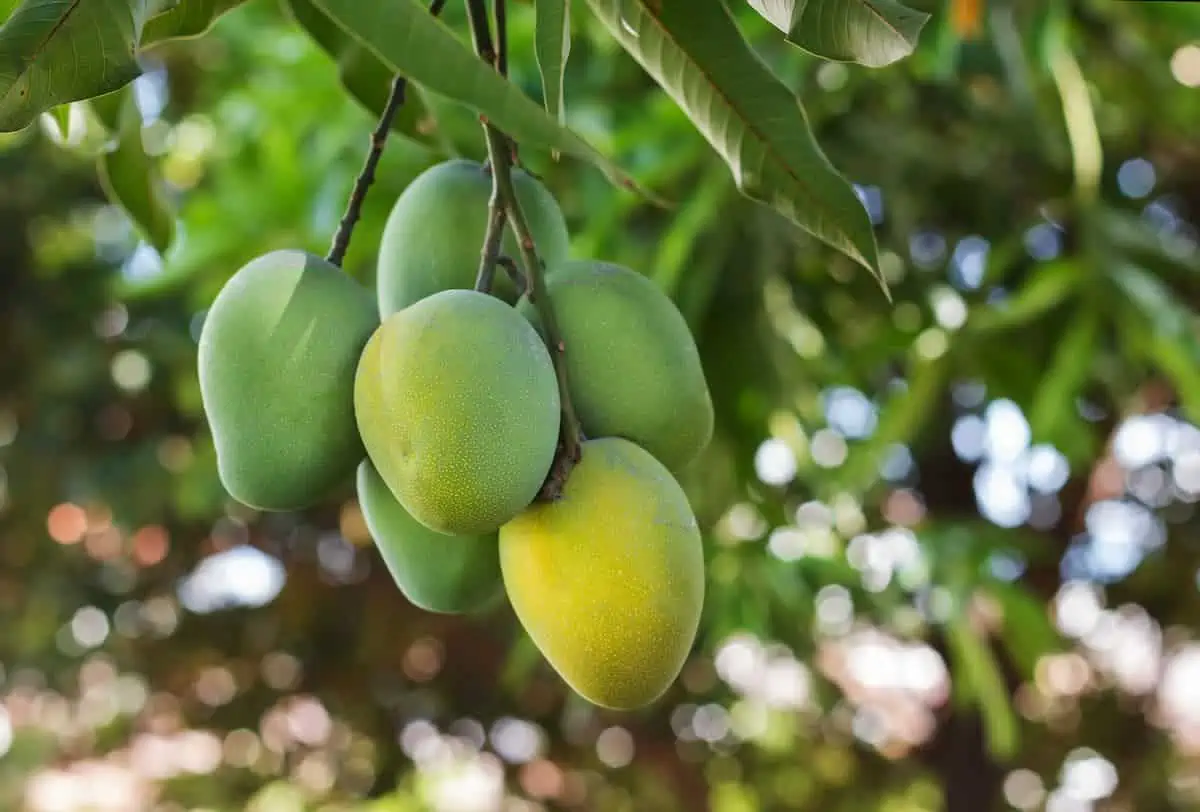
{"left": 499, "top": 437, "right": 705, "bottom": 710}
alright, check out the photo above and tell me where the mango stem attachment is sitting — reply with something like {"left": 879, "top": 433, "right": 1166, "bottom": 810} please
{"left": 465, "top": 0, "right": 582, "bottom": 500}
{"left": 324, "top": 0, "right": 447, "bottom": 268}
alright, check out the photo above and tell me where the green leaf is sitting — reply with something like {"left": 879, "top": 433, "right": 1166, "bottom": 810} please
{"left": 749, "top": 0, "right": 929, "bottom": 68}
{"left": 831, "top": 349, "right": 949, "bottom": 493}
{"left": 987, "top": 581, "right": 1061, "bottom": 680}
{"left": 587, "top": 0, "right": 882, "bottom": 283}
{"left": 283, "top": 0, "right": 440, "bottom": 147}
{"left": 96, "top": 88, "right": 175, "bottom": 254}
{"left": 1027, "top": 305, "right": 1099, "bottom": 451}
{"left": 534, "top": 0, "right": 569, "bottom": 124}
{"left": 946, "top": 615, "right": 1019, "bottom": 760}
{"left": 311, "top": 0, "right": 649, "bottom": 197}
{"left": 0, "top": 0, "right": 154, "bottom": 132}
{"left": 967, "top": 259, "right": 1082, "bottom": 334}
{"left": 142, "top": 0, "right": 248, "bottom": 43}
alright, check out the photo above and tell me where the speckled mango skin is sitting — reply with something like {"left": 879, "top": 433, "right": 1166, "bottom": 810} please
{"left": 354, "top": 289, "right": 560, "bottom": 536}
{"left": 518, "top": 260, "right": 714, "bottom": 473}
{"left": 197, "top": 250, "right": 378, "bottom": 511}
{"left": 499, "top": 437, "right": 705, "bottom": 710}
{"left": 376, "top": 159, "right": 571, "bottom": 315}
{"left": 357, "top": 460, "right": 503, "bottom": 614}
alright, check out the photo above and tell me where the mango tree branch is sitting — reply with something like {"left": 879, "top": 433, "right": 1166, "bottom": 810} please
{"left": 465, "top": 0, "right": 583, "bottom": 499}
{"left": 325, "top": 0, "right": 448, "bottom": 267}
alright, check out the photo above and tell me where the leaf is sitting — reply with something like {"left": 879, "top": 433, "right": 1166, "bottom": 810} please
{"left": 1027, "top": 305, "right": 1100, "bottom": 449}
{"left": 987, "top": 581, "right": 1062, "bottom": 680}
{"left": 534, "top": 0, "right": 569, "bottom": 124}
{"left": 967, "top": 259, "right": 1082, "bottom": 334}
{"left": 283, "top": 0, "right": 439, "bottom": 147}
{"left": 142, "top": 0, "right": 248, "bottom": 43}
{"left": 946, "top": 615, "right": 1019, "bottom": 761}
{"left": 1111, "top": 264, "right": 1200, "bottom": 424}
{"left": 96, "top": 87, "right": 175, "bottom": 253}
{"left": 0, "top": 0, "right": 154, "bottom": 132}
{"left": 311, "top": 0, "right": 650, "bottom": 198}
{"left": 587, "top": 0, "right": 882, "bottom": 283}
{"left": 831, "top": 349, "right": 949, "bottom": 493}
{"left": 749, "top": 0, "right": 930, "bottom": 69}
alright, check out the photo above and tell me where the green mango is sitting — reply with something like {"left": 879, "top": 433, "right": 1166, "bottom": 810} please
{"left": 519, "top": 260, "right": 714, "bottom": 472}
{"left": 357, "top": 460, "right": 503, "bottom": 614}
{"left": 355, "top": 289, "right": 561, "bottom": 535}
{"left": 375, "top": 159, "right": 570, "bottom": 315}
{"left": 198, "top": 249, "right": 377, "bottom": 510}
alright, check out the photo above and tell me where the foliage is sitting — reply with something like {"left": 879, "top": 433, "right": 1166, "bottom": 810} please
{"left": 2, "top": 0, "right": 1200, "bottom": 810}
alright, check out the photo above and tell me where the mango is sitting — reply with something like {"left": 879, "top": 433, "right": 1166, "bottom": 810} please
{"left": 519, "top": 260, "right": 714, "bottom": 472}
{"left": 376, "top": 159, "right": 571, "bottom": 315}
{"left": 197, "top": 249, "right": 377, "bottom": 510}
{"left": 499, "top": 437, "right": 705, "bottom": 710}
{"left": 357, "top": 460, "right": 503, "bottom": 614}
{"left": 355, "top": 289, "right": 560, "bottom": 536}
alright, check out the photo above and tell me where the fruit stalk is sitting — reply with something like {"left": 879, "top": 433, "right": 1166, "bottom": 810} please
{"left": 325, "top": 0, "right": 448, "bottom": 268}
{"left": 465, "top": 0, "right": 583, "bottom": 497}
{"left": 473, "top": 191, "right": 508, "bottom": 293}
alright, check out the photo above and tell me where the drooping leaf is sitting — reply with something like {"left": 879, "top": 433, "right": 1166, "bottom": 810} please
{"left": 283, "top": 0, "right": 440, "bottom": 148}
{"left": 142, "top": 0, "right": 248, "bottom": 43}
{"left": 0, "top": 0, "right": 154, "bottom": 132}
{"left": 96, "top": 87, "right": 176, "bottom": 254}
{"left": 1027, "top": 305, "right": 1100, "bottom": 454}
{"left": 946, "top": 615, "right": 1019, "bottom": 760}
{"left": 587, "top": 0, "right": 882, "bottom": 282}
{"left": 311, "top": 0, "right": 650, "bottom": 198}
{"left": 749, "top": 0, "right": 929, "bottom": 69}
{"left": 967, "top": 259, "right": 1082, "bottom": 334}
{"left": 1113, "top": 264, "right": 1200, "bottom": 424}
{"left": 534, "top": 0, "right": 569, "bottom": 124}
{"left": 987, "top": 581, "right": 1062, "bottom": 680}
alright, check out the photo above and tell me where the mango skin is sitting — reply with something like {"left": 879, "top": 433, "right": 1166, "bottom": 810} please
{"left": 357, "top": 460, "right": 503, "bottom": 614}
{"left": 499, "top": 437, "right": 705, "bottom": 710}
{"left": 198, "top": 249, "right": 377, "bottom": 510}
{"left": 376, "top": 159, "right": 571, "bottom": 315}
{"left": 355, "top": 289, "right": 561, "bottom": 536}
{"left": 518, "top": 260, "right": 714, "bottom": 473}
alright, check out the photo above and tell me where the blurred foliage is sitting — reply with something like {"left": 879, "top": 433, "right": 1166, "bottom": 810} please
{"left": 4, "top": 1, "right": 1200, "bottom": 811}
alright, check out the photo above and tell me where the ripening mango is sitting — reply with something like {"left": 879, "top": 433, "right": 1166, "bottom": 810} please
{"left": 354, "top": 289, "right": 560, "bottom": 536}
{"left": 499, "top": 437, "right": 705, "bottom": 710}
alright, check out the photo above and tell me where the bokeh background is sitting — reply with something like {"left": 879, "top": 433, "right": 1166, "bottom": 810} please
{"left": 4, "top": 0, "right": 1200, "bottom": 809}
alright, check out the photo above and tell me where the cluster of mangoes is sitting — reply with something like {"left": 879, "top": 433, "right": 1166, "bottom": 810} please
{"left": 197, "top": 159, "right": 714, "bottom": 710}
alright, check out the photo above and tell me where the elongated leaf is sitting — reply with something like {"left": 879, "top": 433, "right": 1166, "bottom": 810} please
{"left": 0, "top": 0, "right": 154, "bottom": 132}
{"left": 282, "top": 0, "right": 439, "bottom": 147}
{"left": 1027, "top": 306, "right": 1099, "bottom": 446}
{"left": 946, "top": 615, "right": 1019, "bottom": 760}
{"left": 749, "top": 0, "right": 929, "bottom": 68}
{"left": 311, "top": 0, "right": 648, "bottom": 197}
{"left": 1111, "top": 264, "right": 1200, "bottom": 423}
{"left": 988, "top": 581, "right": 1061, "bottom": 680}
{"left": 831, "top": 350, "right": 949, "bottom": 493}
{"left": 142, "top": 0, "right": 247, "bottom": 42}
{"left": 967, "top": 259, "right": 1082, "bottom": 334}
{"left": 587, "top": 0, "right": 881, "bottom": 282}
{"left": 535, "top": 0, "right": 569, "bottom": 124}
{"left": 97, "top": 88, "right": 175, "bottom": 253}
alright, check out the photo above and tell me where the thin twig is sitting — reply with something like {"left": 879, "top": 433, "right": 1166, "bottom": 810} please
{"left": 324, "top": 0, "right": 448, "bottom": 267}
{"left": 497, "top": 256, "right": 525, "bottom": 295}
{"left": 465, "top": 0, "right": 583, "bottom": 499}
{"left": 474, "top": 190, "right": 507, "bottom": 292}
